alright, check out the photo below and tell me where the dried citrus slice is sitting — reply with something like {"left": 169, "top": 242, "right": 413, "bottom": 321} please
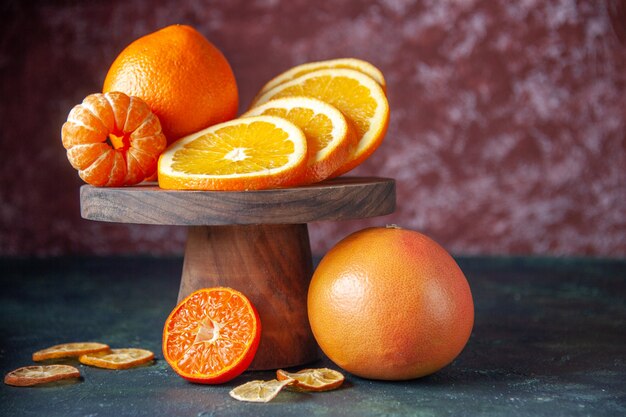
{"left": 33, "top": 342, "right": 110, "bottom": 361}
{"left": 79, "top": 348, "right": 154, "bottom": 369}
{"left": 162, "top": 287, "right": 261, "bottom": 384}
{"left": 276, "top": 368, "right": 345, "bottom": 392}
{"left": 229, "top": 378, "right": 295, "bottom": 403}
{"left": 62, "top": 91, "right": 167, "bottom": 186}
{"left": 252, "top": 69, "right": 389, "bottom": 177}
{"left": 158, "top": 116, "right": 308, "bottom": 191}
{"left": 242, "top": 97, "right": 355, "bottom": 184}
{"left": 4, "top": 365, "right": 80, "bottom": 387}
{"left": 254, "top": 58, "right": 386, "bottom": 101}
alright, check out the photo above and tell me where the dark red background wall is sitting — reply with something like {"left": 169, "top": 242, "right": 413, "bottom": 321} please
{"left": 1, "top": 0, "right": 625, "bottom": 257}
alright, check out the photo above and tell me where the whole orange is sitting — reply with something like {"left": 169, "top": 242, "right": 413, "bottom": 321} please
{"left": 103, "top": 24, "right": 238, "bottom": 143}
{"left": 307, "top": 226, "right": 474, "bottom": 380}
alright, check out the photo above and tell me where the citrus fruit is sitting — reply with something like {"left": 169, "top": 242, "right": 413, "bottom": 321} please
{"left": 229, "top": 378, "right": 294, "bottom": 403}
{"left": 103, "top": 24, "right": 238, "bottom": 143}
{"left": 33, "top": 342, "right": 110, "bottom": 361}
{"left": 307, "top": 226, "right": 474, "bottom": 380}
{"left": 254, "top": 58, "right": 386, "bottom": 101}
{"left": 158, "top": 116, "right": 308, "bottom": 191}
{"left": 276, "top": 368, "right": 344, "bottom": 392}
{"left": 251, "top": 68, "right": 389, "bottom": 176}
{"left": 242, "top": 97, "right": 355, "bottom": 184}
{"left": 79, "top": 348, "right": 154, "bottom": 370}
{"left": 4, "top": 365, "right": 80, "bottom": 387}
{"left": 62, "top": 92, "right": 167, "bottom": 186}
{"left": 162, "top": 287, "right": 261, "bottom": 384}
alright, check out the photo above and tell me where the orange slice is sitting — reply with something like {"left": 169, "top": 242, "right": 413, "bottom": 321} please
{"left": 254, "top": 58, "right": 386, "bottom": 101}
{"left": 162, "top": 287, "right": 261, "bottom": 384}
{"left": 61, "top": 92, "right": 167, "bottom": 186}
{"left": 158, "top": 116, "right": 308, "bottom": 191}
{"left": 32, "top": 342, "right": 110, "bottom": 361}
{"left": 276, "top": 368, "right": 345, "bottom": 392}
{"left": 79, "top": 348, "right": 154, "bottom": 369}
{"left": 242, "top": 97, "right": 355, "bottom": 184}
{"left": 251, "top": 69, "right": 389, "bottom": 177}
{"left": 229, "top": 378, "right": 295, "bottom": 403}
{"left": 4, "top": 365, "right": 80, "bottom": 387}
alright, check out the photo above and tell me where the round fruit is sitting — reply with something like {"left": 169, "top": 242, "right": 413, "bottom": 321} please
{"left": 103, "top": 24, "right": 238, "bottom": 143}
{"left": 307, "top": 226, "right": 474, "bottom": 380}
{"left": 61, "top": 92, "right": 167, "bottom": 186}
{"left": 162, "top": 287, "right": 261, "bottom": 384}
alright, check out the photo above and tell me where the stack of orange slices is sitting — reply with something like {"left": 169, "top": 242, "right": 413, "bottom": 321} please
{"left": 158, "top": 58, "right": 389, "bottom": 191}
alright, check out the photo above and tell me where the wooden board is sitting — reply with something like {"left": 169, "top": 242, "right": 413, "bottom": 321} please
{"left": 80, "top": 177, "right": 395, "bottom": 225}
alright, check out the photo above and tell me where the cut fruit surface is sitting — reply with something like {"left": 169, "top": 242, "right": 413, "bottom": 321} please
{"left": 254, "top": 58, "right": 386, "bottom": 100}
{"left": 242, "top": 97, "right": 355, "bottom": 184}
{"left": 162, "top": 287, "right": 261, "bottom": 384}
{"left": 79, "top": 348, "right": 154, "bottom": 369}
{"left": 251, "top": 69, "right": 389, "bottom": 177}
{"left": 33, "top": 342, "right": 110, "bottom": 361}
{"left": 229, "top": 378, "right": 294, "bottom": 403}
{"left": 158, "top": 116, "right": 308, "bottom": 191}
{"left": 4, "top": 365, "right": 81, "bottom": 387}
{"left": 61, "top": 92, "right": 167, "bottom": 186}
{"left": 276, "top": 368, "right": 345, "bottom": 392}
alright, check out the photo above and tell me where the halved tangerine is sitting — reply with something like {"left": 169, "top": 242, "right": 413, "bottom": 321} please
{"left": 61, "top": 91, "right": 167, "bottom": 186}
{"left": 162, "top": 288, "right": 261, "bottom": 384}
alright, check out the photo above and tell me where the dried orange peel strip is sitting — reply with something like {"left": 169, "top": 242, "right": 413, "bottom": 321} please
{"left": 4, "top": 365, "right": 81, "bottom": 387}
{"left": 33, "top": 342, "right": 110, "bottom": 361}
{"left": 229, "top": 378, "right": 295, "bottom": 403}
{"left": 79, "top": 348, "right": 154, "bottom": 370}
{"left": 277, "top": 368, "right": 345, "bottom": 392}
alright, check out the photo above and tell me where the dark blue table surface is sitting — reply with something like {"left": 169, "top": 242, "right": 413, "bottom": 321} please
{"left": 1, "top": 256, "right": 624, "bottom": 417}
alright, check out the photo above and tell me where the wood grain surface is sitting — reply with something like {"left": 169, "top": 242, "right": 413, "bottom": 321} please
{"left": 179, "top": 224, "right": 318, "bottom": 370}
{"left": 80, "top": 177, "right": 395, "bottom": 225}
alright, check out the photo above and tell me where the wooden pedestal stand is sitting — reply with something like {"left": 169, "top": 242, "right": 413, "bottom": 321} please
{"left": 80, "top": 177, "right": 395, "bottom": 370}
